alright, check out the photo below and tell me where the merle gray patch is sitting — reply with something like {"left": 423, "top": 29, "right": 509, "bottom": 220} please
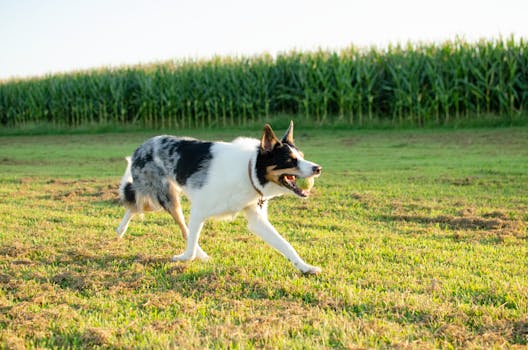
{"left": 130, "top": 136, "right": 213, "bottom": 192}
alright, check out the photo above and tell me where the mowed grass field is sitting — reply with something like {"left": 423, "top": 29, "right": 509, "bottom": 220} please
{"left": 0, "top": 126, "right": 527, "bottom": 349}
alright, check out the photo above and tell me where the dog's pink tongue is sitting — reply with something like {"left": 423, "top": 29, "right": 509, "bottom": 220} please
{"left": 285, "top": 175, "right": 295, "bottom": 181}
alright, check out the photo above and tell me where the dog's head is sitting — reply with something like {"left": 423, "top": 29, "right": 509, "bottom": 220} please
{"left": 257, "top": 121, "right": 322, "bottom": 197}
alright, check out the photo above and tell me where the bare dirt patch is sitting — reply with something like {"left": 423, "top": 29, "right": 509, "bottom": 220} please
{"left": 45, "top": 179, "right": 119, "bottom": 203}
{"left": 51, "top": 271, "right": 92, "bottom": 291}
{"left": 342, "top": 137, "right": 361, "bottom": 146}
{"left": 80, "top": 327, "right": 113, "bottom": 348}
{"left": 387, "top": 208, "right": 526, "bottom": 238}
{"left": 450, "top": 177, "right": 475, "bottom": 186}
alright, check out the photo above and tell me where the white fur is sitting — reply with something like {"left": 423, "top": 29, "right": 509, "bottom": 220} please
{"left": 118, "top": 156, "right": 132, "bottom": 198}
{"left": 288, "top": 144, "right": 320, "bottom": 179}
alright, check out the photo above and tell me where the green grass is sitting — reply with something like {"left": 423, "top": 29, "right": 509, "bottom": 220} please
{"left": 0, "top": 126, "right": 527, "bottom": 348}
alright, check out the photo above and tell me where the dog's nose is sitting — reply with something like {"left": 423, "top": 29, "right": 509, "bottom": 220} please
{"left": 312, "top": 165, "right": 322, "bottom": 175}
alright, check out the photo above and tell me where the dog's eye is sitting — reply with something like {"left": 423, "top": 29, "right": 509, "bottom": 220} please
{"left": 285, "top": 158, "right": 297, "bottom": 167}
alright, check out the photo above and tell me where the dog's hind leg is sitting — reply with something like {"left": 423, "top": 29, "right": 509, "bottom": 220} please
{"left": 167, "top": 195, "right": 188, "bottom": 240}
{"left": 168, "top": 199, "right": 210, "bottom": 261}
{"left": 172, "top": 209, "right": 206, "bottom": 262}
{"left": 116, "top": 209, "right": 134, "bottom": 238}
{"left": 164, "top": 184, "right": 209, "bottom": 261}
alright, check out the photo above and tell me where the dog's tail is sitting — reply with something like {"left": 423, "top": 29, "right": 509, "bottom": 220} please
{"left": 119, "top": 157, "right": 135, "bottom": 207}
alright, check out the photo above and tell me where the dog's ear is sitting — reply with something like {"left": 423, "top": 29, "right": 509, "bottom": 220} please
{"left": 281, "top": 120, "right": 294, "bottom": 145}
{"left": 261, "top": 124, "right": 280, "bottom": 153}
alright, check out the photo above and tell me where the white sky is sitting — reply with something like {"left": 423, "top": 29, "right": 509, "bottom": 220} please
{"left": 1, "top": 0, "right": 527, "bottom": 80}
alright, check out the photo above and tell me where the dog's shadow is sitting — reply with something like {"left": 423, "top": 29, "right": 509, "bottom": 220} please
{"left": 3, "top": 239, "right": 312, "bottom": 302}
{"left": 40, "top": 247, "right": 283, "bottom": 300}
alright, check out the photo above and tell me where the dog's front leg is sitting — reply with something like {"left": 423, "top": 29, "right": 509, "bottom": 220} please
{"left": 244, "top": 205, "right": 321, "bottom": 275}
{"left": 172, "top": 211, "right": 204, "bottom": 262}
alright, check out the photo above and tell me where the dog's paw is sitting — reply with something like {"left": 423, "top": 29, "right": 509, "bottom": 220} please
{"left": 171, "top": 253, "right": 195, "bottom": 262}
{"left": 300, "top": 265, "right": 322, "bottom": 275}
{"left": 195, "top": 248, "right": 211, "bottom": 262}
{"left": 116, "top": 226, "right": 127, "bottom": 239}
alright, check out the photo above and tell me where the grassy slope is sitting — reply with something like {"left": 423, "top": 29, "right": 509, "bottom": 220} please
{"left": 0, "top": 127, "right": 527, "bottom": 349}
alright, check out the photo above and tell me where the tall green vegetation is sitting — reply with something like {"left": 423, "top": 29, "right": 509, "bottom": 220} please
{"left": 1, "top": 37, "right": 527, "bottom": 128}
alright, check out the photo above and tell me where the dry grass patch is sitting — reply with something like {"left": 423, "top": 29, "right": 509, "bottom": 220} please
{"left": 387, "top": 208, "right": 526, "bottom": 240}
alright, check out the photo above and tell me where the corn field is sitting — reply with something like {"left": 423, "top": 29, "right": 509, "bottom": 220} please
{"left": 1, "top": 37, "right": 527, "bottom": 128}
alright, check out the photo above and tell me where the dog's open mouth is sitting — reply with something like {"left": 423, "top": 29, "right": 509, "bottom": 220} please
{"left": 280, "top": 174, "right": 309, "bottom": 197}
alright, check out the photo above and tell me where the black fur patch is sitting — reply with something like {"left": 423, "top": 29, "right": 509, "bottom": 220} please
{"left": 124, "top": 183, "right": 135, "bottom": 203}
{"left": 272, "top": 144, "right": 298, "bottom": 170}
{"left": 256, "top": 154, "right": 270, "bottom": 186}
{"left": 172, "top": 140, "right": 213, "bottom": 186}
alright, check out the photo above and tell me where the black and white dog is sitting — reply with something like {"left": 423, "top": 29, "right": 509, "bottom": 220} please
{"left": 117, "top": 121, "right": 322, "bottom": 274}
